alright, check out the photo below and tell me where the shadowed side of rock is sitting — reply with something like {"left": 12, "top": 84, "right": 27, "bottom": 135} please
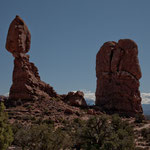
{"left": 6, "top": 16, "right": 58, "bottom": 105}
{"left": 95, "top": 39, "right": 143, "bottom": 116}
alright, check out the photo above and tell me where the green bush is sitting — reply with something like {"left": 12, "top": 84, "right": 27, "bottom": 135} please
{"left": 141, "top": 128, "right": 150, "bottom": 142}
{"left": 12, "top": 114, "right": 135, "bottom": 150}
{"left": 13, "top": 123, "right": 71, "bottom": 150}
{"left": 71, "top": 114, "right": 135, "bottom": 150}
{"left": 0, "top": 102, "right": 13, "bottom": 150}
{"left": 135, "top": 114, "right": 145, "bottom": 123}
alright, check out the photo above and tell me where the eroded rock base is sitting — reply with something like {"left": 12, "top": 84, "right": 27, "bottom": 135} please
{"left": 9, "top": 54, "right": 57, "bottom": 104}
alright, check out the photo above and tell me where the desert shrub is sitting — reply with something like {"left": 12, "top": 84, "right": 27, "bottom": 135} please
{"left": 135, "top": 114, "right": 145, "bottom": 123}
{"left": 0, "top": 102, "right": 13, "bottom": 150}
{"left": 135, "top": 147, "right": 148, "bottom": 150}
{"left": 42, "top": 118, "right": 54, "bottom": 125}
{"left": 141, "top": 128, "right": 150, "bottom": 142}
{"left": 13, "top": 123, "right": 71, "bottom": 150}
{"left": 70, "top": 114, "right": 135, "bottom": 150}
{"left": 73, "top": 118, "right": 82, "bottom": 124}
{"left": 13, "top": 124, "right": 53, "bottom": 150}
{"left": 12, "top": 114, "right": 135, "bottom": 150}
{"left": 51, "top": 97, "right": 61, "bottom": 101}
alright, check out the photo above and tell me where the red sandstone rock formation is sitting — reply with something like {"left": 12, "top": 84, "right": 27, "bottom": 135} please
{"left": 6, "top": 15, "right": 31, "bottom": 57}
{"left": 96, "top": 39, "right": 143, "bottom": 116}
{"left": 6, "top": 16, "right": 57, "bottom": 103}
{"left": 63, "top": 91, "right": 87, "bottom": 107}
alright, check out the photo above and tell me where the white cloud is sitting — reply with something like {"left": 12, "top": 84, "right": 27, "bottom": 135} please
{"left": 4, "top": 92, "right": 9, "bottom": 97}
{"left": 3, "top": 90, "right": 150, "bottom": 105}
{"left": 83, "top": 90, "right": 95, "bottom": 101}
{"left": 141, "top": 93, "right": 150, "bottom": 104}
{"left": 82, "top": 90, "right": 150, "bottom": 105}
{"left": 82, "top": 90, "right": 95, "bottom": 105}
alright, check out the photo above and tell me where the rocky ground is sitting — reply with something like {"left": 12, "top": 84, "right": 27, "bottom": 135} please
{"left": 6, "top": 98, "right": 96, "bottom": 126}
{"left": 3, "top": 97, "right": 150, "bottom": 150}
{"left": 134, "top": 124, "right": 150, "bottom": 149}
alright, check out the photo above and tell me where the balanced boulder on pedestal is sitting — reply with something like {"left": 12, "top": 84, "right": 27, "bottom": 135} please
{"left": 6, "top": 16, "right": 57, "bottom": 103}
{"left": 95, "top": 39, "right": 143, "bottom": 116}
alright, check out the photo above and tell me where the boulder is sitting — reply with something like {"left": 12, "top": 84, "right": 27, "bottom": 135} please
{"left": 64, "top": 91, "right": 87, "bottom": 107}
{"left": 87, "top": 109, "right": 96, "bottom": 115}
{"left": 6, "top": 15, "right": 31, "bottom": 57}
{"left": 95, "top": 39, "right": 143, "bottom": 116}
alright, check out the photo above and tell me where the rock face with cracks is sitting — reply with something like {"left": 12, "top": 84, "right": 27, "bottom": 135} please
{"left": 6, "top": 16, "right": 57, "bottom": 103}
{"left": 95, "top": 39, "right": 143, "bottom": 116}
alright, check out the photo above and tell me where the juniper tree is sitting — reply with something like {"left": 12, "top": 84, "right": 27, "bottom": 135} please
{"left": 0, "top": 102, "right": 13, "bottom": 150}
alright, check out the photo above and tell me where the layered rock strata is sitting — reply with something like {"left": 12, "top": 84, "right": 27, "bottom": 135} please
{"left": 95, "top": 39, "right": 143, "bottom": 116}
{"left": 6, "top": 16, "right": 57, "bottom": 103}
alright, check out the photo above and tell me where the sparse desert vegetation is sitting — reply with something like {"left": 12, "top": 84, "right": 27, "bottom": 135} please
{"left": 8, "top": 112, "right": 136, "bottom": 150}
{"left": 0, "top": 2, "right": 150, "bottom": 149}
{"left": 2, "top": 97, "right": 149, "bottom": 150}
{"left": 0, "top": 102, "right": 13, "bottom": 150}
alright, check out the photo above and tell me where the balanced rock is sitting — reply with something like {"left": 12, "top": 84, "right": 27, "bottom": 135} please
{"left": 6, "top": 15, "right": 31, "bottom": 57}
{"left": 63, "top": 91, "right": 87, "bottom": 107}
{"left": 95, "top": 39, "right": 143, "bottom": 116}
{"left": 6, "top": 16, "right": 57, "bottom": 103}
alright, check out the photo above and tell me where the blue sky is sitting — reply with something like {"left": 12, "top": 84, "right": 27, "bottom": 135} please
{"left": 0, "top": 0, "right": 150, "bottom": 95}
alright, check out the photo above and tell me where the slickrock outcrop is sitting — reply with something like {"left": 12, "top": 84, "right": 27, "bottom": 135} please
{"left": 96, "top": 39, "right": 143, "bottom": 116}
{"left": 63, "top": 91, "right": 87, "bottom": 107}
{"left": 6, "top": 16, "right": 57, "bottom": 103}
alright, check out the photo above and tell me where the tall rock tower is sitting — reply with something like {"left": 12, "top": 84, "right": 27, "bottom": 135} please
{"left": 95, "top": 39, "right": 143, "bottom": 116}
{"left": 6, "top": 16, "right": 57, "bottom": 103}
